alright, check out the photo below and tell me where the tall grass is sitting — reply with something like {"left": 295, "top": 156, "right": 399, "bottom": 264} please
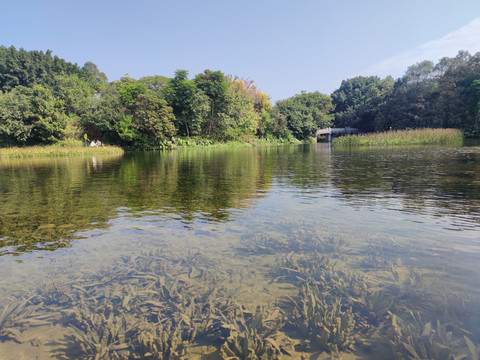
{"left": 0, "top": 145, "right": 124, "bottom": 158}
{"left": 332, "top": 128, "right": 463, "bottom": 147}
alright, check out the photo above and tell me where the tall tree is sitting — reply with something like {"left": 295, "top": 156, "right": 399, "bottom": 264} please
{"left": 276, "top": 91, "right": 333, "bottom": 140}
{"left": 331, "top": 76, "right": 394, "bottom": 132}
{"left": 0, "top": 85, "right": 67, "bottom": 144}
{"left": 163, "top": 70, "right": 198, "bottom": 136}
{"left": 139, "top": 75, "right": 169, "bottom": 91}
{"left": 194, "top": 70, "right": 228, "bottom": 137}
{"left": 132, "top": 93, "right": 176, "bottom": 139}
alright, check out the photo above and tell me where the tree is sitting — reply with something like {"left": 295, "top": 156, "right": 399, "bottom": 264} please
{"left": 375, "top": 51, "right": 480, "bottom": 132}
{"left": 53, "top": 73, "right": 95, "bottom": 115}
{"left": 85, "top": 82, "right": 123, "bottom": 142}
{"left": 163, "top": 70, "right": 198, "bottom": 136}
{"left": 220, "top": 77, "right": 259, "bottom": 140}
{"left": 0, "top": 86, "right": 34, "bottom": 143}
{"left": 118, "top": 80, "right": 148, "bottom": 108}
{"left": 275, "top": 91, "right": 333, "bottom": 140}
{"left": 331, "top": 76, "right": 394, "bottom": 132}
{"left": 270, "top": 107, "right": 289, "bottom": 138}
{"left": 83, "top": 61, "right": 108, "bottom": 84}
{"left": 0, "top": 85, "right": 67, "bottom": 144}
{"left": 132, "top": 93, "right": 176, "bottom": 139}
{"left": 139, "top": 75, "right": 169, "bottom": 91}
{"left": 0, "top": 46, "right": 88, "bottom": 92}
{"left": 194, "top": 70, "right": 228, "bottom": 137}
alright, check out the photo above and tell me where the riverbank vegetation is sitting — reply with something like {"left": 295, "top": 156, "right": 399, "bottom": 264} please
{"left": 332, "top": 128, "right": 464, "bottom": 147}
{"left": 0, "top": 144, "right": 123, "bottom": 158}
{"left": 1, "top": 46, "right": 479, "bottom": 151}
{"left": 331, "top": 51, "right": 480, "bottom": 137}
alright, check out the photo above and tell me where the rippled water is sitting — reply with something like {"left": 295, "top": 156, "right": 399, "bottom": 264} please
{"left": 0, "top": 144, "right": 479, "bottom": 359}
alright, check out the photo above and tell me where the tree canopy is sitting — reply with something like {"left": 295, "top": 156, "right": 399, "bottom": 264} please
{"left": 1, "top": 46, "right": 480, "bottom": 149}
{"left": 331, "top": 51, "right": 480, "bottom": 136}
{"left": 275, "top": 91, "right": 333, "bottom": 140}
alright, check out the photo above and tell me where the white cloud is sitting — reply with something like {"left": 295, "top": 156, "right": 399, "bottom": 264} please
{"left": 362, "top": 17, "right": 480, "bottom": 79}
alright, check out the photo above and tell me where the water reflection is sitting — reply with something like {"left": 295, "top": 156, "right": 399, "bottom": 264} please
{"left": 0, "top": 148, "right": 274, "bottom": 255}
{"left": 1, "top": 144, "right": 480, "bottom": 359}
{"left": 0, "top": 145, "right": 479, "bottom": 255}
{"left": 328, "top": 147, "right": 480, "bottom": 230}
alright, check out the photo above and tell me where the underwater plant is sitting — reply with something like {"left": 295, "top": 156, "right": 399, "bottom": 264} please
{"left": 135, "top": 319, "right": 189, "bottom": 360}
{"left": 219, "top": 305, "right": 295, "bottom": 360}
{"left": 0, "top": 296, "right": 54, "bottom": 343}
{"left": 287, "top": 282, "right": 356, "bottom": 354}
{"left": 383, "top": 311, "right": 471, "bottom": 360}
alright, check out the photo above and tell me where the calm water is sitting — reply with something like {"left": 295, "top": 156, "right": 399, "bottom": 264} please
{"left": 0, "top": 144, "right": 479, "bottom": 359}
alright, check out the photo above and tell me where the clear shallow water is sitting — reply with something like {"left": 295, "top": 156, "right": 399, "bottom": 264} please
{"left": 0, "top": 144, "right": 479, "bottom": 359}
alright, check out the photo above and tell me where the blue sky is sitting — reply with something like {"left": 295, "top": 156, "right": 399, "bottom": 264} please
{"left": 2, "top": 0, "right": 479, "bottom": 102}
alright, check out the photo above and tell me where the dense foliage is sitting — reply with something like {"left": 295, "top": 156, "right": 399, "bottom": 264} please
{"left": 275, "top": 91, "right": 333, "bottom": 140}
{"left": 1, "top": 45, "right": 480, "bottom": 149}
{"left": 0, "top": 46, "right": 283, "bottom": 148}
{"left": 331, "top": 76, "right": 394, "bottom": 132}
{"left": 331, "top": 51, "right": 480, "bottom": 137}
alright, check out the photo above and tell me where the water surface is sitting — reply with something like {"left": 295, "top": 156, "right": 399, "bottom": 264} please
{"left": 0, "top": 144, "right": 479, "bottom": 359}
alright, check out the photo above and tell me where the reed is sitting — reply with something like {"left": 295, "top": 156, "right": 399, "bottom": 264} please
{"left": 0, "top": 145, "right": 124, "bottom": 158}
{"left": 332, "top": 128, "right": 463, "bottom": 147}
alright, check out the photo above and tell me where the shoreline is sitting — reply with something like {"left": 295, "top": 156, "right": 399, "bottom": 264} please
{"left": 0, "top": 138, "right": 303, "bottom": 158}
{"left": 0, "top": 145, "right": 125, "bottom": 158}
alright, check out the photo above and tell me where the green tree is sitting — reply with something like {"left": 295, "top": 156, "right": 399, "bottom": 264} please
{"left": 275, "top": 91, "right": 333, "bottom": 140}
{"left": 374, "top": 53, "right": 480, "bottom": 132}
{"left": 139, "top": 75, "right": 169, "bottom": 91}
{"left": 0, "top": 86, "right": 34, "bottom": 143}
{"left": 118, "top": 80, "right": 148, "bottom": 108}
{"left": 53, "top": 73, "right": 95, "bottom": 115}
{"left": 0, "top": 46, "right": 89, "bottom": 92}
{"left": 82, "top": 61, "right": 108, "bottom": 84}
{"left": 132, "top": 93, "right": 176, "bottom": 139}
{"left": 331, "top": 76, "right": 394, "bottom": 132}
{"left": 270, "top": 107, "right": 289, "bottom": 138}
{"left": 163, "top": 70, "right": 198, "bottom": 136}
{"left": 0, "top": 85, "right": 67, "bottom": 144}
{"left": 218, "top": 77, "right": 258, "bottom": 140}
{"left": 194, "top": 70, "right": 228, "bottom": 137}
{"left": 86, "top": 82, "right": 124, "bottom": 142}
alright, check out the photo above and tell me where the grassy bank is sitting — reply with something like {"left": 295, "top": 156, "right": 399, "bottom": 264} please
{"left": 332, "top": 128, "right": 463, "bottom": 147}
{"left": 163, "top": 135, "right": 301, "bottom": 149}
{"left": 0, "top": 144, "right": 124, "bottom": 158}
{"left": 0, "top": 137, "right": 299, "bottom": 158}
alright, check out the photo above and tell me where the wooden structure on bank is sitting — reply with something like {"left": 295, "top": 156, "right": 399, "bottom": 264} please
{"left": 316, "top": 127, "right": 359, "bottom": 142}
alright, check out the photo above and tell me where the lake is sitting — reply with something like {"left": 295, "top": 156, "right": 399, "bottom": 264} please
{"left": 0, "top": 143, "right": 479, "bottom": 359}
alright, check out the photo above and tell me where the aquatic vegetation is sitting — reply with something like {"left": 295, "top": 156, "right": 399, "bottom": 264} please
{"left": 69, "top": 311, "right": 135, "bottom": 360}
{"left": 134, "top": 319, "right": 189, "bottom": 360}
{"left": 57, "top": 255, "right": 231, "bottom": 359}
{"left": 0, "top": 296, "right": 56, "bottom": 341}
{"left": 287, "top": 282, "right": 356, "bottom": 353}
{"left": 360, "top": 240, "right": 406, "bottom": 270}
{"left": 1, "top": 235, "right": 479, "bottom": 360}
{"left": 273, "top": 253, "right": 370, "bottom": 354}
{"left": 332, "top": 128, "right": 464, "bottom": 147}
{"left": 0, "top": 145, "right": 124, "bottom": 158}
{"left": 220, "top": 305, "right": 294, "bottom": 360}
{"left": 274, "top": 252, "right": 368, "bottom": 302}
{"left": 238, "top": 229, "right": 347, "bottom": 256}
{"left": 383, "top": 311, "right": 470, "bottom": 360}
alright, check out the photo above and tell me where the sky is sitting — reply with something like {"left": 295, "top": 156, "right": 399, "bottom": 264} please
{"left": 1, "top": 0, "right": 480, "bottom": 103}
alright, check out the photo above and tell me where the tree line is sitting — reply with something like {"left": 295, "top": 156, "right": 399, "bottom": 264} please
{"left": 1, "top": 45, "right": 479, "bottom": 149}
{"left": 331, "top": 51, "right": 480, "bottom": 137}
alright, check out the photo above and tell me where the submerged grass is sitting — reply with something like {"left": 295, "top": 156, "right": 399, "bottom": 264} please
{"left": 1, "top": 224, "right": 479, "bottom": 359}
{"left": 0, "top": 145, "right": 124, "bottom": 158}
{"left": 332, "top": 128, "right": 464, "bottom": 147}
